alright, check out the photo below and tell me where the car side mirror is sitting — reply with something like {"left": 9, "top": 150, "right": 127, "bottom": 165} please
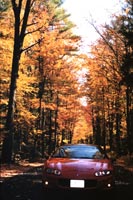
{"left": 44, "top": 152, "right": 49, "bottom": 159}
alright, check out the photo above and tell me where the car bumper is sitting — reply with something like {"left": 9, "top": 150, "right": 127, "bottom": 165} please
{"left": 42, "top": 176, "right": 114, "bottom": 191}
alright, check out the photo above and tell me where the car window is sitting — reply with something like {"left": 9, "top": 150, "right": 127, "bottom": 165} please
{"left": 52, "top": 148, "right": 69, "bottom": 158}
{"left": 65, "top": 147, "right": 104, "bottom": 159}
{"left": 52, "top": 146, "right": 105, "bottom": 159}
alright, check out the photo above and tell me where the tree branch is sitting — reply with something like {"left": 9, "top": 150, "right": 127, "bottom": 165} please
{"left": 21, "top": 37, "right": 44, "bottom": 53}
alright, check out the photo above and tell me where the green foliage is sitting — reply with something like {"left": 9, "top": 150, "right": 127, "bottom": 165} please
{"left": 0, "top": 0, "right": 10, "bottom": 12}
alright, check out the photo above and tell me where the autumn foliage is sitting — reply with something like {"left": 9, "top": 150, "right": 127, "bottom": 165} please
{"left": 0, "top": 0, "right": 132, "bottom": 163}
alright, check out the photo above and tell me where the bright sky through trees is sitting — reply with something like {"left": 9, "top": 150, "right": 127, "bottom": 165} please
{"left": 62, "top": 0, "right": 122, "bottom": 47}
{"left": 62, "top": 0, "right": 123, "bottom": 107}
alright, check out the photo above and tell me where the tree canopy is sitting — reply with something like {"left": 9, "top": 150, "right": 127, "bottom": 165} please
{"left": 0, "top": 0, "right": 132, "bottom": 163}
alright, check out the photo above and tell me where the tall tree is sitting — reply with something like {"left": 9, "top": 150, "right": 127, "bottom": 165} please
{"left": 107, "top": 0, "right": 133, "bottom": 154}
{"left": 1, "top": 0, "right": 39, "bottom": 163}
{"left": 1, "top": 0, "right": 81, "bottom": 162}
{"left": 85, "top": 0, "right": 133, "bottom": 154}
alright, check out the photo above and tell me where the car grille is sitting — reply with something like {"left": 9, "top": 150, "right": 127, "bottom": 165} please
{"left": 58, "top": 179, "right": 97, "bottom": 189}
{"left": 59, "top": 179, "right": 70, "bottom": 187}
{"left": 85, "top": 180, "right": 97, "bottom": 188}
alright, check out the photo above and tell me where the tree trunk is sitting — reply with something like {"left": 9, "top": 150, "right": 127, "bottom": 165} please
{"left": 1, "top": 0, "right": 32, "bottom": 163}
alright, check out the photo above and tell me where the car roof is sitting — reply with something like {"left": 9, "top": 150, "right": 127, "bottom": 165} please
{"left": 59, "top": 143, "right": 100, "bottom": 148}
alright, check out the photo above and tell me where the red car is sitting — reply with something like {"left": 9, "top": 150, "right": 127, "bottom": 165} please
{"left": 42, "top": 144, "right": 114, "bottom": 191}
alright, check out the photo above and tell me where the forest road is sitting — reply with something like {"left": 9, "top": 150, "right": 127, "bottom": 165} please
{"left": 0, "top": 164, "right": 133, "bottom": 200}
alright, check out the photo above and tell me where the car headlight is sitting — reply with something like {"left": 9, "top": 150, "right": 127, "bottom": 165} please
{"left": 95, "top": 170, "right": 111, "bottom": 177}
{"left": 46, "top": 168, "right": 61, "bottom": 175}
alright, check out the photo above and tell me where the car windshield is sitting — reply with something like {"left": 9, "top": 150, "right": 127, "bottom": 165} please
{"left": 52, "top": 145, "right": 105, "bottom": 159}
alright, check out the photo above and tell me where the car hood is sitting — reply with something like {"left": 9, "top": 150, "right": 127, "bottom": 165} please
{"left": 45, "top": 158, "right": 112, "bottom": 173}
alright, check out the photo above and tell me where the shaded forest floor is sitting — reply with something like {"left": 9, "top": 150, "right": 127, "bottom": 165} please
{"left": 0, "top": 160, "right": 44, "bottom": 183}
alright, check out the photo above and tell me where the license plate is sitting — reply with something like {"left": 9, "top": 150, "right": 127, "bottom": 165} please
{"left": 70, "top": 180, "right": 85, "bottom": 188}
